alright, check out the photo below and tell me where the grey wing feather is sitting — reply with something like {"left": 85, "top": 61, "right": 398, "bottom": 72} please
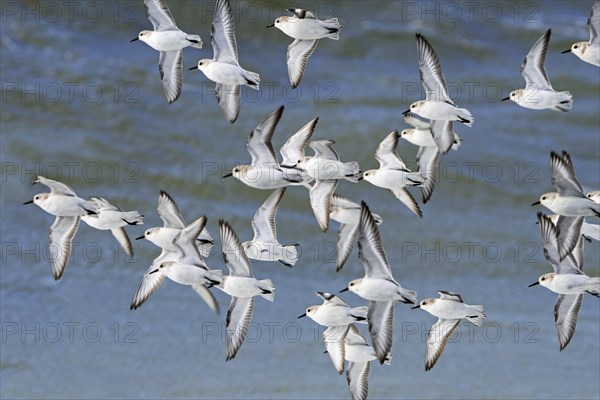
{"left": 336, "top": 223, "right": 360, "bottom": 272}
{"left": 111, "top": 227, "right": 133, "bottom": 257}
{"left": 287, "top": 39, "right": 319, "bottom": 89}
{"left": 252, "top": 188, "right": 285, "bottom": 242}
{"left": 416, "top": 33, "right": 450, "bottom": 102}
{"left": 347, "top": 361, "right": 370, "bottom": 400}
{"left": 589, "top": 1, "right": 599, "bottom": 45}
{"left": 219, "top": 220, "right": 253, "bottom": 277}
{"left": 438, "top": 291, "right": 464, "bottom": 302}
{"left": 403, "top": 112, "right": 430, "bottom": 129}
{"left": 375, "top": 131, "right": 406, "bottom": 170}
{"left": 555, "top": 216, "right": 584, "bottom": 262}
{"left": 215, "top": 83, "right": 240, "bottom": 123}
{"left": 430, "top": 119, "right": 454, "bottom": 155}
{"left": 323, "top": 325, "right": 350, "bottom": 374}
{"left": 425, "top": 319, "right": 460, "bottom": 371}
{"left": 367, "top": 301, "right": 394, "bottom": 364}
{"left": 391, "top": 188, "right": 423, "bottom": 218}
{"left": 144, "top": 0, "right": 178, "bottom": 31}
{"left": 280, "top": 117, "right": 318, "bottom": 167}
{"left": 246, "top": 106, "right": 283, "bottom": 165}
{"left": 49, "top": 216, "right": 80, "bottom": 280}
{"left": 357, "top": 202, "right": 393, "bottom": 279}
{"left": 212, "top": 0, "right": 238, "bottom": 64}
{"left": 35, "top": 176, "right": 77, "bottom": 195}
{"left": 537, "top": 213, "right": 581, "bottom": 275}
{"left": 192, "top": 284, "right": 220, "bottom": 314}
{"left": 226, "top": 296, "right": 254, "bottom": 361}
{"left": 158, "top": 50, "right": 182, "bottom": 104}
{"left": 550, "top": 151, "right": 584, "bottom": 197}
{"left": 416, "top": 145, "right": 440, "bottom": 204}
{"left": 310, "top": 180, "right": 338, "bottom": 232}
{"left": 554, "top": 294, "right": 583, "bottom": 351}
{"left": 521, "top": 29, "right": 552, "bottom": 90}
{"left": 130, "top": 252, "right": 170, "bottom": 309}
{"left": 309, "top": 140, "right": 340, "bottom": 161}
{"left": 157, "top": 190, "right": 185, "bottom": 228}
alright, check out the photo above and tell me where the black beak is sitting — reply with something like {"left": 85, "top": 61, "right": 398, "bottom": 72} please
{"left": 339, "top": 287, "right": 349, "bottom": 293}
{"left": 501, "top": 97, "right": 510, "bottom": 101}
{"left": 411, "top": 305, "right": 421, "bottom": 309}
{"left": 528, "top": 281, "right": 540, "bottom": 287}
{"left": 561, "top": 49, "right": 571, "bottom": 54}
{"left": 266, "top": 24, "right": 274, "bottom": 28}
{"left": 130, "top": 37, "right": 139, "bottom": 42}
{"left": 357, "top": 176, "right": 364, "bottom": 181}
{"left": 23, "top": 200, "right": 33, "bottom": 205}
{"left": 135, "top": 235, "right": 145, "bottom": 240}
{"left": 402, "top": 109, "right": 410, "bottom": 115}
{"left": 297, "top": 313, "right": 306, "bottom": 319}
{"left": 531, "top": 201, "right": 541, "bottom": 206}
{"left": 149, "top": 269, "right": 159, "bottom": 275}
{"left": 223, "top": 172, "right": 233, "bottom": 178}
{"left": 188, "top": 65, "right": 198, "bottom": 70}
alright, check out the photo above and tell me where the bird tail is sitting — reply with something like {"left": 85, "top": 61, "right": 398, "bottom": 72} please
{"left": 466, "top": 305, "right": 486, "bottom": 326}
{"left": 245, "top": 71, "right": 260, "bottom": 90}
{"left": 351, "top": 306, "right": 369, "bottom": 323}
{"left": 406, "top": 172, "right": 425, "bottom": 186}
{"left": 186, "top": 34, "right": 203, "bottom": 49}
{"left": 585, "top": 277, "right": 600, "bottom": 297}
{"left": 122, "top": 211, "right": 144, "bottom": 225}
{"left": 281, "top": 243, "right": 300, "bottom": 267}
{"left": 323, "top": 18, "right": 341, "bottom": 40}
{"left": 554, "top": 92, "right": 573, "bottom": 112}
{"left": 342, "top": 161, "right": 361, "bottom": 182}
{"left": 400, "top": 288, "right": 417, "bottom": 305}
{"left": 455, "top": 107, "right": 473, "bottom": 127}
{"left": 205, "top": 269, "right": 224, "bottom": 286}
{"left": 258, "top": 279, "right": 275, "bottom": 301}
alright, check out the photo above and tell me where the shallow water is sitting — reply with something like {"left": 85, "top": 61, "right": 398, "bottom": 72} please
{"left": 1, "top": 1, "right": 599, "bottom": 399}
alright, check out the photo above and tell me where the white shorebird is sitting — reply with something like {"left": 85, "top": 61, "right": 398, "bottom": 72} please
{"left": 268, "top": 8, "right": 341, "bottom": 88}
{"left": 298, "top": 291, "right": 368, "bottom": 326}
{"left": 242, "top": 188, "right": 300, "bottom": 267}
{"left": 81, "top": 196, "right": 143, "bottom": 257}
{"left": 341, "top": 202, "right": 417, "bottom": 363}
{"left": 404, "top": 33, "right": 473, "bottom": 126}
{"left": 562, "top": 1, "right": 599, "bottom": 66}
{"left": 330, "top": 195, "right": 383, "bottom": 272}
{"left": 216, "top": 220, "right": 275, "bottom": 361}
{"left": 223, "top": 106, "right": 310, "bottom": 189}
{"left": 362, "top": 131, "right": 424, "bottom": 218}
{"left": 130, "top": 216, "right": 222, "bottom": 313}
{"left": 189, "top": 0, "right": 259, "bottom": 123}
{"left": 412, "top": 291, "right": 485, "bottom": 371}
{"left": 136, "top": 190, "right": 213, "bottom": 257}
{"left": 532, "top": 151, "right": 600, "bottom": 217}
{"left": 131, "top": 0, "right": 203, "bottom": 103}
{"left": 502, "top": 29, "right": 573, "bottom": 111}
{"left": 298, "top": 140, "right": 361, "bottom": 183}
{"left": 24, "top": 176, "right": 98, "bottom": 280}
{"left": 529, "top": 213, "right": 599, "bottom": 350}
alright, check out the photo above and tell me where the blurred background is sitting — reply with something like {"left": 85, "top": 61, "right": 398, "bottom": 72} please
{"left": 1, "top": 1, "right": 599, "bottom": 398}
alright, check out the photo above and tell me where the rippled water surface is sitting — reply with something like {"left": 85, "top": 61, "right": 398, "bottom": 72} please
{"left": 1, "top": 1, "right": 599, "bottom": 399}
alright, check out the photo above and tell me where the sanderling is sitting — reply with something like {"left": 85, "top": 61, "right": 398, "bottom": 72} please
{"left": 404, "top": 34, "right": 473, "bottom": 126}
{"left": 502, "top": 29, "right": 573, "bottom": 111}
{"left": 216, "top": 220, "right": 275, "bottom": 361}
{"left": 131, "top": 216, "right": 222, "bottom": 313}
{"left": 532, "top": 151, "right": 600, "bottom": 217}
{"left": 131, "top": 0, "right": 203, "bottom": 104}
{"left": 330, "top": 195, "right": 383, "bottom": 272}
{"left": 298, "top": 140, "right": 361, "bottom": 183}
{"left": 412, "top": 291, "right": 485, "bottom": 371}
{"left": 268, "top": 8, "right": 340, "bottom": 88}
{"left": 81, "top": 196, "right": 143, "bottom": 257}
{"left": 341, "top": 202, "right": 417, "bottom": 363}
{"left": 529, "top": 213, "right": 599, "bottom": 350}
{"left": 298, "top": 291, "right": 368, "bottom": 326}
{"left": 242, "top": 188, "right": 300, "bottom": 267}
{"left": 401, "top": 112, "right": 461, "bottom": 154}
{"left": 189, "top": 0, "right": 259, "bottom": 123}
{"left": 562, "top": 1, "right": 600, "bottom": 66}
{"left": 362, "top": 131, "right": 424, "bottom": 218}
{"left": 223, "top": 106, "right": 310, "bottom": 189}
{"left": 136, "top": 190, "right": 214, "bottom": 258}
{"left": 24, "top": 176, "right": 98, "bottom": 280}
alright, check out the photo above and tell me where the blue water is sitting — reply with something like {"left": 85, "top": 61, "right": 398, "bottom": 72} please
{"left": 1, "top": 1, "right": 599, "bottom": 399}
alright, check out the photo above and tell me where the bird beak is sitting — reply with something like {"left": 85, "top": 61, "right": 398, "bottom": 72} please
{"left": 188, "top": 65, "right": 198, "bottom": 70}
{"left": 531, "top": 201, "right": 541, "bottom": 206}
{"left": 23, "top": 200, "right": 33, "bottom": 205}
{"left": 411, "top": 305, "right": 421, "bottom": 309}
{"left": 130, "top": 37, "right": 139, "bottom": 42}
{"left": 402, "top": 109, "right": 410, "bottom": 115}
{"left": 501, "top": 97, "right": 510, "bottom": 101}
{"left": 528, "top": 281, "right": 540, "bottom": 287}
{"left": 135, "top": 235, "right": 145, "bottom": 240}
{"left": 339, "top": 287, "right": 349, "bottom": 293}
{"left": 297, "top": 313, "right": 306, "bottom": 319}
{"left": 223, "top": 172, "right": 233, "bottom": 178}
{"left": 266, "top": 24, "right": 274, "bottom": 28}
{"left": 149, "top": 269, "right": 159, "bottom": 275}
{"left": 357, "top": 176, "right": 364, "bottom": 181}
{"left": 561, "top": 49, "right": 571, "bottom": 54}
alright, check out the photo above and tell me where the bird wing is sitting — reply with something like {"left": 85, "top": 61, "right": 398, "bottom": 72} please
{"left": 280, "top": 117, "right": 318, "bottom": 167}
{"left": 416, "top": 33, "right": 450, "bottom": 102}
{"left": 521, "top": 29, "right": 553, "bottom": 90}
{"left": 225, "top": 296, "right": 254, "bottom": 361}
{"left": 425, "top": 318, "right": 461, "bottom": 371}
{"left": 157, "top": 190, "right": 185, "bottom": 228}
{"left": 375, "top": 131, "right": 406, "bottom": 170}
{"left": 310, "top": 180, "right": 338, "bottom": 232}
{"left": 220, "top": 219, "right": 253, "bottom": 277}
{"left": 49, "top": 216, "right": 80, "bottom": 280}
{"left": 246, "top": 106, "right": 283, "bottom": 165}
{"left": 367, "top": 301, "right": 394, "bottom": 364}
{"left": 251, "top": 188, "right": 285, "bottom": 242}
{"left": 357, "top": 202, "right": 393, "bottom": 280}
{"left": 34, "top": 176, "right": 77, "bottom": 195}
{"left": 158, "top": 50, "right": 183, "bottom": 104}
{"left": 287, "top": 39, "right": 319, "bottom": 89}
{"left": 212, "top": 0, "right": 238, "bottom": 65}
{"left": 143, "top": 0, "right": 178, "bottom": 31}
{"left": 550, "top": 150, "right": 584, "bottom": 197}
{"left": 554, "top": 294, "right": 583, "bottom": 351}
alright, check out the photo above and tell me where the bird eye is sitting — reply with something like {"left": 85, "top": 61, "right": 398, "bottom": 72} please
{"left": 542, "top": 196, "right": 546, "bottom": 200}
{"left": 349, "top": 282, "right": 354, "bottom": 286}
{"left": 574, "top": 44, "right": 579, "bottom": 49}
{"left": 276, "top": 18, "right": 280, "bottom": 23}
{"left": 234, "top": 168, "right": 239, "bottom": 173}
